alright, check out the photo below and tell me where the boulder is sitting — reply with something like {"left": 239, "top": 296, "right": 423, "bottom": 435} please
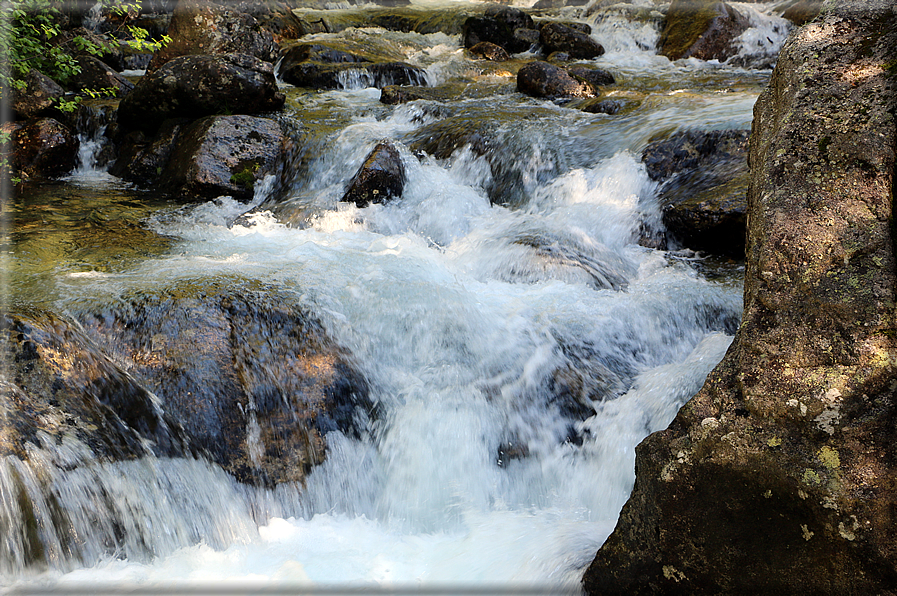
{"left": 782, "top": 0, "right": 822, "bottom": 26}
{"left": 1, "top": 310, "right": 192, "bottom": 463}
{"left": 659, "top": 0, "right": 750, "bottom": 62}
{"left": 567, "top": 65, "right": 615, "bottom": 88}
{"left": 462, "top": 6, "right": 537, "bottom": 54}
{"left": 77, "top": 281, "right": 373, "bottom": 487}
{"left": 517, "top": 60, "right": 593, "bottom": 99}
{"left": 379, "top": 85, "right": 455, "bottom": 105}
{"left": 109, "top": 118, "right": 190, "bottom": 187}
{"left": 159, "top": 114, "right": 287, "bottom": 200}
{"left": 116, "top": 53, "right": 285, "bottom": 134}
{"left": 51, "top": 27, "right": 124, "bottom": 72}
{"left": 146, "top": 0, "right": 280, "bottom": 71}
{"left": 583, "top": 2, "right": 897, "bottom": 594}
{"left": 341, "top": 141, "right": 406, "bottom": 207}
{"left": 68, "top": 56, "right": 135, "bottom": 97}
{"left": 468, "top": 41, "right": 510, "bottom": 62}
{"left": 12, "top": 70, "right": 64, "bottom": 120}
{"left": 642, "top": 129, "right": 749, "bottom": 257}
{"left": 12, "top": 118, "right": 79, "bottom": 182}
{"left": 539, "top": 22, "right": 605, "bottom": 59}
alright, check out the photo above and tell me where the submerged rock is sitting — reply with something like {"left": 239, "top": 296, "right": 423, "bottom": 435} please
{"left": 584, "top": 2, "right": 897, "bottom": 593}
{"left": 116, "top": 53, "right": 285, "bottom": 134}
{"left": 159, "top": 114, "right": 288, "bottom": 201}
{"left": 78, "top": 281, "right": 373, "bottom": 487}
{"left": 659, "top": 0, "right": 749, "bottom": 62}
{"left": 342, "top": 141, "right": 406, "bottom": 207}
{"left": 642, "top": 129, "right": 749, "bottom": 258}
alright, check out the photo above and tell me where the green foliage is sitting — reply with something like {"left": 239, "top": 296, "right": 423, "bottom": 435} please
{"left": 0, "top": 0, "right": 169, "bottom": 185}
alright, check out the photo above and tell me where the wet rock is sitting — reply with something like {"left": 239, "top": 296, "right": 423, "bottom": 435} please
{"left": 539, "top": 22, "right": 605, "bottom": 59}
{"left": 342, "top": 141, "right": 406, "bottom": 207}
{"left": 280, "top": 60, "right": 427, "bottom": 91}
{"left": 659, "top": 0, "right": 750, "bottom": 62}
{"left": 567, "top": 66, "right": 615, "bottom": 88}
{"left": 462, "top": 6, "right": 537, "bottom": 54}
{"left": 379, "top": 85, "right": 455, "bottom": 105}
{"left": 584, "top": 2, "right": 897, "bottom": 593}
{"left": 517, "top": 60, "right": 593, "bottom": 99}
{"left": 147, "top": 0, "right": 280, "bottom": 71}
{"left": 78, "top": 281, "right": 373, "bottom": 487}
{"left": 12, "top": 70, "right": 64, "bottom": 120}
{"left": 468, "top": 41, "right": 510, "bottom": 62}
{"left": 0, "top": 311, "right": 191, "bottom": 462}
{"left": 12, "top": 118, "right": 80, "bottom": 182}
{"left": 575, "top": 98, "right": 622, "bottom": 115}
{"left": 116, "top": 53, "right": 285, "bottom": 134}
{"left": 159, "top": 114, "right": 287, "bottom": 201}
{"left": 642, "top": 129, "right": 749, "bottom": 257}
{"left": 110, "top": 118, "right": 190, "bottom": 187}
{"left": 281, "top": 43, "right": 367, "bottom": 66}
{"left": 68, "top": 56, "right": 135, "bottom": 98}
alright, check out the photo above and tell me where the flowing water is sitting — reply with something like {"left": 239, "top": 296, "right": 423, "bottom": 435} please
{"left": 1, "top": 1, "right": 791, "bottom": 592}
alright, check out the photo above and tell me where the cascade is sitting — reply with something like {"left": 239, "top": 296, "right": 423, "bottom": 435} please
{"left": 2, "top": 1, "right": 791, "bottom": 591}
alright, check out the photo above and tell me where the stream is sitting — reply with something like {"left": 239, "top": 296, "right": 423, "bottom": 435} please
{"left": 2, "top": 1, "right": 789, "bottom": 592}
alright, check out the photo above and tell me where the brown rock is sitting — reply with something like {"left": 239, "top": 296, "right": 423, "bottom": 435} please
{"left": 147, "top": 0, "right": 280, "bottom": 71}
{"left": 517, "top": 60, "right": 593, "bottom": 99}
{"left": 469, "top": 41, "right": 511, "bottom": 61}
{"left": 69, "top": 56, "right": 135, "bottom": 97}
{"left": 659, "top": 0, "right": 750, "bottom": 62}
{"left": 12, "top": 70, "right": 64, "bottom": 120}
{"left": 583, "top": 2, "right": 897, "bottom": 593}
{"left": 539, "top": 22, "right": 605, "bottom": 59}
{"left": 12, "top": 118, "right": 80, "bottom": 181}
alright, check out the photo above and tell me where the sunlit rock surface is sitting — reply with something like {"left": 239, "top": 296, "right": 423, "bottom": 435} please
{"left": 584, "top": 2, "right": 897, "bottom": 593}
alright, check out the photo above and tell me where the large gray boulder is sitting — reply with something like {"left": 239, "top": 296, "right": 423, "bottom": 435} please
{"left": 116, "top": 53, "right": 285, "bottom": 134}
{"left": 583, "top": 2, "right": 897, "bottom": 594}
{"left": 159, "top": 114, "right": 288, "bottom": 200}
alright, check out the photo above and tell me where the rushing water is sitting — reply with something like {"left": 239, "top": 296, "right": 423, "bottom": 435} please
{"left": 2, "top": 1, "right": 791, "bottom": 593}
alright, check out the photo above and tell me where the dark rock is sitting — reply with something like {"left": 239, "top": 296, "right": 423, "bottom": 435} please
{"left": 533, "top": 0, "right": 590, "bottom": 7}
{"left": 659, "top": 0, "right": 750, "bottom": 62}
{"left": 379, "top": 85, "right": 455, "bottom": 105}
{"left": 12, "top": 118, "right": 80, "bottom": 182}
{"left": 539, "top": 22, "right": 605, "bottom": 59}
{"left": 469, "top": 41, "right": 511, "bottom": 61}
{"left": 642, "top": 129, "right": 749, "bottom": 258}
{"left": 159, "top": 114, "right": 287, "bottom": 201}
{"left": 462, "top": 7, "right": 537, "bottom": 54}
{"left": 280, "top": 60, "right": 427, "bottom": 90}
{"left": 546, "top": 51, "right": 572, "bottom": 62}
{"left": 116, "top": 53, "right": 285, "bottom": 134}
{"left": 577, "top": 98, "right": 622, "bottom": 115}
{"left": 109, "top": 118, "right": 190, "bottom": 186}
{"left": 584, "top": 3, "right": 897, "bottom": 593}
{"left": 342, "top": 141, "right": 406, "bottom": 207}
{"left": 147, "top": 0, "right": 280, "bottom": 71}
{"left": 13, "top": 70, "right": 64, "bottom": 120}
{"left": 281, "top": 43, "right": 367, "bottom": 66}
{"left": 69, "top": 56, "right": 135, "bottom": 97}
{"left": 77, "top": 281, "right": 373, "bottom": 487}
{"left": 567, "top": 66, "right": 615, "bottom": 88}
{"left": 0, "top": 310, "right": 192, "bottom": 462}
{"left": 517, "top": 60, "right": 593, "bottom": 99}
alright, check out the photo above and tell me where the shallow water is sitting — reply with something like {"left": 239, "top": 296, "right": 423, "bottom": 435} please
{"left": 2, "top": 1, "right": 791, "bottom": 592}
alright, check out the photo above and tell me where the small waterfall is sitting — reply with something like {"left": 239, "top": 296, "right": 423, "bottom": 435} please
{"left": 65, "top": 104, "right": 115, "bottom": 182}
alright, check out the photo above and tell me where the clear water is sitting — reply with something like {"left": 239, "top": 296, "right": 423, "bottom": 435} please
{"left": 1, "top": 2, "right": 791, "bottom": 592}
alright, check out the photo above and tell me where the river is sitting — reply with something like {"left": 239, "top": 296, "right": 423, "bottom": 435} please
{"left": 2, "top": 1, "right": 789, "bottom": 593}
